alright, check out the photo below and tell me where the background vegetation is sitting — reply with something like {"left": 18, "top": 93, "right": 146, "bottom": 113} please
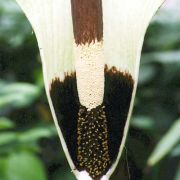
{"left": 0, "top": 0, "right": 179, "bottom": 179}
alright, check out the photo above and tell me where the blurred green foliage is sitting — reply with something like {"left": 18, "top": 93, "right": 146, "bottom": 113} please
{"left": 0, "top": 0, "right": 179, "bottom": 180}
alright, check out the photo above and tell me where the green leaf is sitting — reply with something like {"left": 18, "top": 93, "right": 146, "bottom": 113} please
{"left": 174, "top": 163, "right": 180, "bottom": 180}
{"left": 52, "top": 166, "right": 75, "bottom": 180}
{"left": 171, "top": 144, "right": 180, "bottom": 157}
{"left": 0, "top": 132, "right": 17, "bottom": 146}
{"left": 147, "top": 119, "right": 180, "bottom": 166}
{"left": 0, "top": 82, "right": 40, "bottom": 110}
{"left": 0, "top": 158, "right": 7, "bottom": 180}
{"left": 131, "top": 116, "right": 154, "bottom": 130}
{"left": 0, "top": 117, "right": 15, "bottom": 130}
{"left": 138, "top": 64, "right": 156, "bottom": 84}
{"left": 0, "top": 0, "right": 32, "bottom": 47}
{"left": 18, "top": 126, "right": 57, "bottom": 143}
{"left": 142, "top": 51, "right": 180, "bottom": 64}
{"left": 5, "top": 152, "right": 47, "bottom": 180}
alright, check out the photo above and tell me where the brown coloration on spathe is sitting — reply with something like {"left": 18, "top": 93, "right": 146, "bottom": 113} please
{"left": 50, "top": 74, "right": 80, "bottom": 167}
{"left": 104, "top": 65, "right": 134, "bottom": 77}
{"left": 71, "top": 0, "right": 103, "bottom": 45}
{"left": 49, "top": 66, "right": 134, "bottom": 180}
{"left": 104, "top": 65, "right": 134, "bottom": 164}
{"left": 77, "top": 105, "right": 111, "bottom": 180}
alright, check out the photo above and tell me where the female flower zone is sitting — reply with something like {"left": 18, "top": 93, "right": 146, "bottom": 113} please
{"left": 16, "top": 0, "right": 165, "bottom": 180}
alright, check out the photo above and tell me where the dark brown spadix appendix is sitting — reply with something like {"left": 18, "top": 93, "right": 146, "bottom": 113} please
{"left": 71, "top": 0, "right": 103, "bottom": 44}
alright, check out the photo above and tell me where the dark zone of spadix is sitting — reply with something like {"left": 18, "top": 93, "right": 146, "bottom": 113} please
{"left": 50, "top": 67, "right": 134, "bottom": 179}
{"left": 71, "top": 0, "right": 103, "bottom": 45}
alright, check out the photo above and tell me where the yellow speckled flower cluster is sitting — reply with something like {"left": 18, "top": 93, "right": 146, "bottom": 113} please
{"left": 77, "top": 105, "right": 110, "bottom": 179}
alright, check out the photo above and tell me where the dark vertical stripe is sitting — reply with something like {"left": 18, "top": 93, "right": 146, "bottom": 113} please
{"left": 71, "top": 0, "right": 103, "bottom": 45}
{"left": 50, "top": 75, "right": 80, "bottom": 167}
{"left": 104, "top": 65, "right": 134, "bottom": 163}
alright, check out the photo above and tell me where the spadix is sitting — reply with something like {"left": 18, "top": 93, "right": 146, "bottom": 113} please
{"left": 16, "top": 0, "right": 165, "bottom": 179}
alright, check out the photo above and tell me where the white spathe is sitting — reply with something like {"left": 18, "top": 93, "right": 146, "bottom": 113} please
{"left": 16, "top": 0, "right": 75, "bottom": 83}
{"left": 15, "top": 0, "right": 166, "bottom": 180}
{"left": 16, "top": 0, "right": 77, "bottom": 176}
{"left": 103, "top": 0, "right": 165, "bottom": 80}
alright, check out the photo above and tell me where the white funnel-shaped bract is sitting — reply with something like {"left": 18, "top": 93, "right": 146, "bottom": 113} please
{"left": 16, "top": 0, "right": 165, "bottom": 179}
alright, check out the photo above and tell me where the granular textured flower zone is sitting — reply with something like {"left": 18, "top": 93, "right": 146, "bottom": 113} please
{"left": 77, "top": 105, "right": 110, "bottom": 179}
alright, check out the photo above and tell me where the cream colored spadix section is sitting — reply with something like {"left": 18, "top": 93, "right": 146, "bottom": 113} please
{"left": 75, "top": 42, "right": 104, "bottom": 110}
{"left": 103, "top": 0, "right": 165, "bottom": 80}
{"left": 16, "top": 0, "right": 74, "bottom": 83}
